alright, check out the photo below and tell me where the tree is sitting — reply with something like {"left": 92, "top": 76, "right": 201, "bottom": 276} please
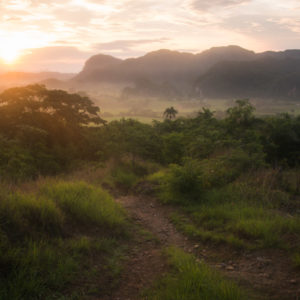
{"left": 0, "top": 85, "right": 106, "bottom": 178}
{"left": 225, "top": 99, "right": 255, "bottom": 129}
{"left": 0, "top": 84, "right": 105, "bottom": 130}
{"left": 163, "top": 106, "right": 178, "bottom": 120}
{"left": 0, "top": 84, "right": 106, "bottom": 143}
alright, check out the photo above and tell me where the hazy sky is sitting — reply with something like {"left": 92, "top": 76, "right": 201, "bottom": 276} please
{"left": 0, "top": 0, "right": 300, "bottom": 72}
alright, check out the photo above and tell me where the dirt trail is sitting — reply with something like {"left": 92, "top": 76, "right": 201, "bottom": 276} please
{"left": 102, "top": 195, "right": 299, "bottom": 300}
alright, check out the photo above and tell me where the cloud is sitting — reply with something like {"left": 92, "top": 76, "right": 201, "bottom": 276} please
{"left": 1, "top": 0, "right": 300, "bottom": 72}
{"left": 16, "top": 46, "right": 92, "bottom": 72}
{"left": 191, "top": 0, "right": 250, "bottom": 11}
{"left": 275, "top": 17, "right": 300, "bottom": 33}
{"left": 94, "top": 38, "right": 170, "bottom": 51}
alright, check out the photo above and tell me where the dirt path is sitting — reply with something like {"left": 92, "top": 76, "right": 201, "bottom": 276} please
{"left": 103, "top": 195, "right": 299, "bottom": 300}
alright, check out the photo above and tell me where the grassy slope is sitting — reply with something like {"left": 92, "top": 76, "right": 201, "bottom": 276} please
{"left": 0, "top": 180, "right": 128, "bottom": 299}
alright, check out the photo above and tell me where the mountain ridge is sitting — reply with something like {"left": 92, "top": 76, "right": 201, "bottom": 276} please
{"left": 72, "top": 45, "right": 300, "bottom": 100}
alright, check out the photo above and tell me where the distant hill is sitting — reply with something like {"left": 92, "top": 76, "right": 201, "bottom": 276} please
{"left": 74, "top": 46, "right": 255, "bottom": 84}
{"left": 0, "top": 72, "right": 74, "bottom": 90}
{"left": 72, "top": 46, "right": 300, "bottom": 100}
{"left": 72, "top": 45, "right": 300, "bottom": 100}
{"left": 195, "top": 57, "right": 300, "bottom": 100}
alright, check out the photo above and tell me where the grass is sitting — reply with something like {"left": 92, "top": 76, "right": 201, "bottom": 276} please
{"left": 147, "top": 247, "right": 248, "bottom": 300}
{"left": 40, "top": 181, "right": 126, "bottom": 232}
{"left": 171, "top": 213, "right": 247, "bottom": 249}
{"left": 292, "top": 253, "right": 300, "bottom": 268}
{"left": 170, "top": 196, "right": 300, "bottom": 250}
{"left": 152, "top": 168, "right": 300, "bottom": 251}
{"left": 0, "top": 180, "right": 129, "bottom": 299}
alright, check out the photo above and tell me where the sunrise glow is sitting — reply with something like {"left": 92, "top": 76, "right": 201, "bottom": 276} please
{"left": 0, "top": 0, "right": 299, "bottom": 72}
{"left": 0, "top": 48, "right": 20, "bottom": 64}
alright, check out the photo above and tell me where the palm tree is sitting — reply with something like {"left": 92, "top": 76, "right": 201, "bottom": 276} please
{"left": 163, "top": 106, "right": 178, "bottom": 120}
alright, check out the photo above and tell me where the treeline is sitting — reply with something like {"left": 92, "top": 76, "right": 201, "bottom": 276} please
{"left": 0, "top": 85, "right": 299, "bottom": 182}
{"left": 91, "top": 99, "right": 300, "bottom": 167}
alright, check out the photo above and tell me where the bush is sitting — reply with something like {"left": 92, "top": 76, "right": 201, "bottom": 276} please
{"left": 158, "top": 149, "right": 265, "bottom": 204}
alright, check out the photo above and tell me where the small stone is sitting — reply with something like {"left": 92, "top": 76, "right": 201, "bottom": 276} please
{"left": 290, "top": 279, "right": 297, "bottom": 284}
{"left": 226, "top": 266, "right": 235, "bottom": 271}
{"left": 194, "top": 244, "right": 200, "bottom": 249}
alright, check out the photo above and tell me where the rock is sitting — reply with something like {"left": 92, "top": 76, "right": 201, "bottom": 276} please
{"left": 194, "top": 244, "right": 200, "bottom": 249}
{"left": 226, "top": 266, "right": 235, "bottom": 271}
{"left": 290, "top": 279, "right": 297, "bottom": 284}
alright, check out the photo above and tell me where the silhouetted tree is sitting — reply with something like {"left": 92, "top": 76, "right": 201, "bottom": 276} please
{"left": 163, "top": 106, "right": 178, "bottom": 120}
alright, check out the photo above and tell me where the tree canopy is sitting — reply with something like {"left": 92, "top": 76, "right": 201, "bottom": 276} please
{"left": 0, "top": 84, "right": 105, "bottom": 131}
{"left": 0, "top": 85, "right": 106, "bottom": 180}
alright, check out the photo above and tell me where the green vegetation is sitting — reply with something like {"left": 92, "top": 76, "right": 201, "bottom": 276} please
{"left": 163, "top": 106, "right": 178, "bottom": 120}
{"left": 153, "top": 169, "right": 300, "bottom": 250}
{"left": 0, "top": 181, "right": 128, "bottom": 299}
{"left": 0, "top": 84, "right": 105, "bottom": 181}
{"left": 0, "top": 84, "right": 299, "bottom": 298}
{"left": 148, "top": 247, "right": 247, "bottom": 300}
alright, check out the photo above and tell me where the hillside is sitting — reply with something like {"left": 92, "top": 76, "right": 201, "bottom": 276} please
{"left": 72, "top": 46, "right": 300, "bottom": 100}
{"left": 196, "top": 57, "right": 300, "bottom": 100}
{"left": 74, "top": 46, "right": 256, "bottom": 83}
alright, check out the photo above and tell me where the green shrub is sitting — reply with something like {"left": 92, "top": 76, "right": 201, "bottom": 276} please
{"left": 157, "top": 149, "right": 264, "bottom": 204}
{"left": 111, "top": 166, "right": 139, "bottom": 191}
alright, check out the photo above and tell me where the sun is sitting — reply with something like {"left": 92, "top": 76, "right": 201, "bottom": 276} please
{"left": 0, "top": 37, "right": 24, "bottom": 64}
{"left": 0, "top": 48, "right": 20, "bottom": 64}
{"left": 0, "top": 33, "right": 52, "bottom": 65}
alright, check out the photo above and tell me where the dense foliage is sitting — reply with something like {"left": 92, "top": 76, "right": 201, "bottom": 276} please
{"left": 91, "top": 99, "right": 300, "bottom": 168}
{"left": 0, "top": 85, "right": 299, "bottom": 183}
{"left": 0, "top": 85, "right": 105, "bottom": 180}
{"left": 0, "top": 85, "right": 299, "bottom": 298}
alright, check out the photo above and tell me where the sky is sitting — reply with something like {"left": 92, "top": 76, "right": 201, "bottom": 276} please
{"left": 0, "top": 0, "right": 300, "bottom": 72}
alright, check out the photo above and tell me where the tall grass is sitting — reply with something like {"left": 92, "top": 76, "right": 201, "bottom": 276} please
{"left": 40, "top": 181, "right": 126, "bottom": 231}
{"left": 0, "top": 192, "right": 64, "bottom": 239}
{"left": 148, "top": 247, "right": 247, "bottom": 300}
{"left": 0, "top": 180, "right": 128, "bottom": 299}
